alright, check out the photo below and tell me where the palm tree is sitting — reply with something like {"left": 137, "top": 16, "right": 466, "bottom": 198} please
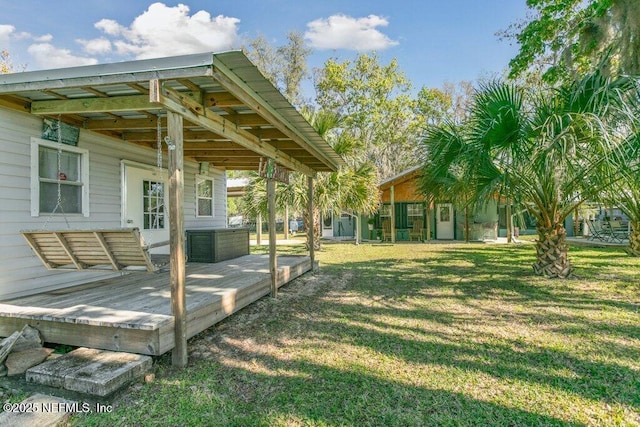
{"left": 477, "top": 72, "right": 638, "bottom": 277}
{"left": 424, "top": 71, "right": 639, "bottom": 278}
{"left": 242, "top": 109, "right": 379, "bottom": 250}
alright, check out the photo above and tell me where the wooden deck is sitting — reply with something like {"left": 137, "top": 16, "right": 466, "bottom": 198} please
{"left": 0, "top": 255, "right": 311, "bottom": 355}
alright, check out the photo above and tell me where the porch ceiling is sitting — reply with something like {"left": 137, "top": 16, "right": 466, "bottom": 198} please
{"left": 0, "top": 51, "right": 345, "bottom": 176}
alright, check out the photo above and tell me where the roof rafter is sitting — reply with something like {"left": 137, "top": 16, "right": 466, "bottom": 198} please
{"left": 159, "top": 86, "right": 315, "bottom": 177}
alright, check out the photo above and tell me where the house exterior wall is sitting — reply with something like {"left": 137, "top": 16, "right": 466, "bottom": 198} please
{"left": 380, "top": 178, "right": 422, "bottom": 204}
{"left": 0, "top": 106, "right": 226, "bottom": 300}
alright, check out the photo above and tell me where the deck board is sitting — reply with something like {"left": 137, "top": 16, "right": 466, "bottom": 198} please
{"left": 0, "top": 254, "right": 311, "bottom": 355}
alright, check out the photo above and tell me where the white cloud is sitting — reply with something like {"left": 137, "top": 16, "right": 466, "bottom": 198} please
{"left": 77, "top": 37, "right": 112, "bottom": 55}
{"left": 33, "top": 34, "right": 53, "bottom": 43}
{"left": 305, "top": 14, "right": 399, "bottom": 51}
{"left": 27, "top": 43, "right": 98, "bottom": 68}
{"left": 94, "top": 19, "right": 125, "bottom": 36}
{"left": 0, "top": 25, "right": 15, "bottom": 45}
{"left": 94, "top": 2, "right": 241, "bottom": 59}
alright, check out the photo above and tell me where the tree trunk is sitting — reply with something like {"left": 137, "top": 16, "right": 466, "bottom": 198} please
{"left": 303, "top": 207, "right": 322, "bottom": 251}
{"left": 626, "top": 221, "right": 640, "bottom": 257}
{"left": 533, "top": 224, "right": 572, "bottom": 278}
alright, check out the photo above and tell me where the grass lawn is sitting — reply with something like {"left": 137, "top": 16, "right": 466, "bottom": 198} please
{"left": 72, "top": 242, "right": 639, "bottom": 426}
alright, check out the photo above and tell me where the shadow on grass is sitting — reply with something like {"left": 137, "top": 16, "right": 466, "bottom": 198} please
{"left": 75, "top": 243, "right": 639, "bottom": 426}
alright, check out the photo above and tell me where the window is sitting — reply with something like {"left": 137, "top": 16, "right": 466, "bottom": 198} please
{"left": 143, "top": 180, "right": 165, "bottom": 229}
{"left": 407, "top": 203, "right": 424, "bottom": 227}
{"left": 31, "top": 138, "right": 89, "bottom": 217}
{"left": 380, "top": 204, "right": 392, "bottom": 218}
{"left": 196, "top": 176, "right": 214, "bottom": 217}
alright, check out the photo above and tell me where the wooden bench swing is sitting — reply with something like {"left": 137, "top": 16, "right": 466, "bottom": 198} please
{"left": 22, "top": 116, "right": 169, "bottom": 273}
{"left": 21, "top": 228, "right": 166, "bottom": 272}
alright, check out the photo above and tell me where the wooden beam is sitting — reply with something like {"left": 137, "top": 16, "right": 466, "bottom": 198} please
{"left": 267, "top": 176, "right": 277, "bottom": 298}
{"left": 31, "top": 91, "right": 201, "bottom": 115}
{"left": 391, "top": 185, "right": 396, "bottom": 243}
{"left": 220, "top": 113, "right": 270, "bottom": 127}
{"left": 159, "top": 87, "right": 315, "bottom": 176}
{"left": 256, "top": 212, "right": 262, "bottom": 246}
{"left": 167, "top": 111, "right": 187, "bottom": 368}
{"left": 308, "top": 176, "right": 315, "bottom": 269}
{"left": 181, "top": 150, "right": 260, "bottom": 158}
{"left": 32, "top": 95, "right": 163, "bottom": 115}
{"left": 212, "top": 62, "right": 338, "bottom": 172}
{"left": 204, "top": 91, "right": 243, "bottom": 108}
{"left": 86, "top": 117, "right": 160, "bottom": 130}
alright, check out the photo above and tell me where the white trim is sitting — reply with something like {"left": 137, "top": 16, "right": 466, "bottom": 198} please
{"left": 195, "top": 174, "right": 214, "bottom": 218}
{"left": 30, "top": 137, "right": 90, "bottom": 217}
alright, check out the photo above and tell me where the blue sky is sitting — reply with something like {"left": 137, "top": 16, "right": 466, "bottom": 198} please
{"left": 1, "top": 1, "right": 529, "bottom": 94}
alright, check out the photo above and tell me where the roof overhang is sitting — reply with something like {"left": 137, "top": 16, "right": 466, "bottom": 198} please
{"left": 0, "top": 51, "right": 345, "bottom": 176}
{"left": 379, "top": 165, "right": 422, "bottom": 190}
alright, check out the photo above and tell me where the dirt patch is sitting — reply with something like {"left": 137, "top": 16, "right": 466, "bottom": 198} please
{"left": 186, "top": 269, "right": 353, "bottom": 361}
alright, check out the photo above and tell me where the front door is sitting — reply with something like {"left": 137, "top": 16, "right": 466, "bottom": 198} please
{"left": 122, "top": 162, "right": 169, "bottom": 252}
{"left": 436, "top": 203, "right": 454, "bottom": 239}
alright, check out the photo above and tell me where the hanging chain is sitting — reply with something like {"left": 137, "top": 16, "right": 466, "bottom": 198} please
{"left": 43, "top": 115, "right": 70, "bottom": 230}
{"left": 152, "top": 113, "right": 163, "bottom": 232}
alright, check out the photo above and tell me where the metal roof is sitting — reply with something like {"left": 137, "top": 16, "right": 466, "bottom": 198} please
{"left": 379, "top": 165, "right": 423, "bottom": 189}
{"left": 0, "top": 51, "right": 345, "bottom": 175}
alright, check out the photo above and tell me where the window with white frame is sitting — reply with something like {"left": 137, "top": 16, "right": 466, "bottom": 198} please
{"left": 380, "top": 204, "right": 392, "bottom": 218}
{"left": 407, "top": 203, "right": 424, "bottom": 227}
{"left": 196, "top": 176, "right": 214, "bottom": 217}
{"left": 31, "top": 138, "right": 89, "bottom": 217}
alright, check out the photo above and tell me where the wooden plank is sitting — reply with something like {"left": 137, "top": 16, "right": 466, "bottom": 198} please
{"left": 93, "top": 231, "right": 119, "bottom": 270}
{"left": 53, "top": 233, "right": 85, "bottom": 270}
{"left": 21, "top": 232, "right": 56, "bottom": 269}
{"left": 167, "top": 110, "right": 187, "bottom": 367}
{"left": 31, "top": 95, "right": 163, "bottom": 115}
{"left": 0, "top": 316, "right": 162, "bottom": 355}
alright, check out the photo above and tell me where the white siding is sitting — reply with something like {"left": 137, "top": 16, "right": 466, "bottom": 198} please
{"left": 0, "top": 106, "right": 227, "bottom": 300}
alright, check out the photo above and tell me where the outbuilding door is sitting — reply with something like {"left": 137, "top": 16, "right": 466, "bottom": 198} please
{"left": 436, "top": 203, "right": 454, "bottom": 239}
{"left": 121, "top": 162, "right": 169, "bottom": 252}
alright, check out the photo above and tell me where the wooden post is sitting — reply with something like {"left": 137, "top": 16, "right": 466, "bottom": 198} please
{"left": 167, "top": 111, "right": 187, "bottom": 367}
{"left": 390, "top": 185, "right": 396, "bottom": 243}
{"left": 307, "top": 176, "right": 315, "bottom": 270}
{"left": 267, "top": 176, "right": 277, "bottom": 297}
{"left": 426, "top": 198, "right": 432, "bottom": 242}
{"left": 256, "top": 212, "right": 262, "bottom": 245}
{"left": 506, "top": 203, "right": 512, "bottom": 243}
{"left": 284, "top": 205, "right": 289, "bottom": 240}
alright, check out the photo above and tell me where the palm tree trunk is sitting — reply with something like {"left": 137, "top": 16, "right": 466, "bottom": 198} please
{"left": 303, "top": 207, "right": 322, "bottom": 251}
{"left": 626, "top": 221, "right": 640, "bottom": 256}
{"left": 533, "top": 224, "right": 572, "bottom": 278}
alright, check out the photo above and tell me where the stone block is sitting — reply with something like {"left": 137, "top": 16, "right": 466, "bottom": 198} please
{"left": 5, "top": 347, "right": 53, "bottom": 376}
{"left": 27, "top": 347, "right": 152, "bottom": 397}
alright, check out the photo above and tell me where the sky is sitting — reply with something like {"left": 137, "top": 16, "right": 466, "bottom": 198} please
{"left": 0, "top": 0, "right": 530, "bottom": 96}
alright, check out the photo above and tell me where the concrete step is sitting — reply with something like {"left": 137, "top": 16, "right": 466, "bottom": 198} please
{"left": 0, "top": 393, "right": 74, "bottom": 427}
{"left": 26, "top": 347, "right": 152, "bottom": 397}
